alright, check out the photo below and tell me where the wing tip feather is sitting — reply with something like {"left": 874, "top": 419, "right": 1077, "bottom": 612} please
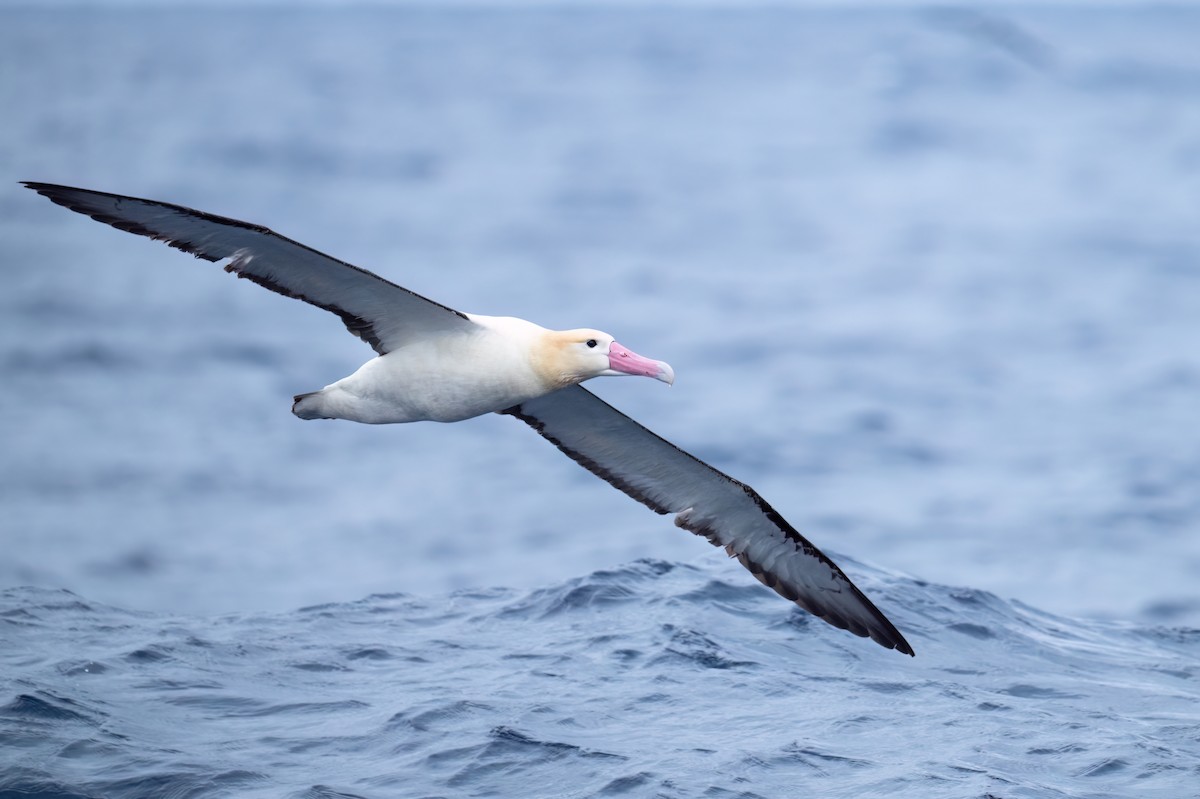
{"left": 23, "top": 181, "right": 226, "bottom": 263}
{"left": 735, "top": 549, "right": 915, "bottom": 656}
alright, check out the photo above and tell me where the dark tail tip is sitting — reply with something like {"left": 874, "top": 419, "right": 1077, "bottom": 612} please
{"left": 292, "top": 391, "right": 327, "bottom": 420}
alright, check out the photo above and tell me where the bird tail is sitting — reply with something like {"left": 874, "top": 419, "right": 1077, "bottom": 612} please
{"left": 292, "top": 391, "right": 332, "bottom": 420}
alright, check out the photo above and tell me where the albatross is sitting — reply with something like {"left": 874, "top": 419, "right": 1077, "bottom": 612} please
{"left": 23, "top": 181, "right": 914, "bottom": 656}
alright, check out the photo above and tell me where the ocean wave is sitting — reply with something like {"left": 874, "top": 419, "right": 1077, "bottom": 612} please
{"left": 2, "top": 560, "right": 1197, "bottom": 798}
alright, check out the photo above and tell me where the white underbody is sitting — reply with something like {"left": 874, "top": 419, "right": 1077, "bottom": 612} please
{"left": 292, "top": 314, "right": 556, "bottom": 424}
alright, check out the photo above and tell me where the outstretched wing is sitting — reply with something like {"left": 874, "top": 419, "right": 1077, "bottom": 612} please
{"left": 23, "top": 182, "right": 474, "bottom": 354}
{"left": 503, "top": 386, "right": 914, "bottom": 656}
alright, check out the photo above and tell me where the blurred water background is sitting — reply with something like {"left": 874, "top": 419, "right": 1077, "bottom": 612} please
{"left": 2, "top": 3, "right": 1199, "bottom": 797}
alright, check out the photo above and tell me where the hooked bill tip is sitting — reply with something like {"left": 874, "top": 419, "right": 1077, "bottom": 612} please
{"left": 658, "top": 362, "right": 676, "bottom": 386}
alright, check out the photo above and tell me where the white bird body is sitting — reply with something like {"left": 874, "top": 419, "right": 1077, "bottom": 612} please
{"left": 296, "top": 315, "right": 550, "bottom": 424}
{"left": 24, "top": 181, "right": 913, "bottom": 656}
{"left": 295, "top": 314, "right": 673, "bottom": 424}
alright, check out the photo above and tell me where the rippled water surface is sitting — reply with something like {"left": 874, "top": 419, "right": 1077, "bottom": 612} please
{"left": 2, "top": 3, "right": 1200, "bottom": 797}
{"left": 4, "top": 570, "right": 1200, "bottom": 799}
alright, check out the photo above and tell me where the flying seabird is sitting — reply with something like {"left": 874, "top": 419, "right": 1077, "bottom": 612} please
{"left": 23, "top": 181, "right": 914, "bottom": 656}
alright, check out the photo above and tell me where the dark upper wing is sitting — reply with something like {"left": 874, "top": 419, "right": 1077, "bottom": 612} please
{"left": 23, "top": 182, "right": 474, "bottom": 354}
{"left": 502, "top": 385, "right": 914, "bottom": 656}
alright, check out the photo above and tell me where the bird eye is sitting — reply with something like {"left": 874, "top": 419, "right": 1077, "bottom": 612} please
{"left": 586, "top": 339, "right": 598, "bottom": 348}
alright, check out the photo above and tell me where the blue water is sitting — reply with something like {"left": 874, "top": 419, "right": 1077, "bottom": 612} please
{"left": 3, "top": 571, "right": 1200, "bottom": 799}
{"left": 3, "top": 3, "right": 1200, "bottom": 797}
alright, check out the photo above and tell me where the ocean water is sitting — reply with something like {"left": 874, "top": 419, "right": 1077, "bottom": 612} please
{"left": 2, "top": 3, "right": 1200, "bottom": 797}
{"left": 3, "top": 571, "right": 1200, "bottom": 799}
